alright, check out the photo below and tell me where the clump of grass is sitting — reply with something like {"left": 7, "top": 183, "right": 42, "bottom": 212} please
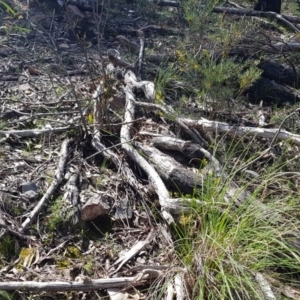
{"left": 0, "top": 291, "right": 13, "bottom": 300}
{"left": 155, "top": 63, "right": 178, "bottom": 104}
{"left": 0, "top": 0, "right": 16, "bottom": 16}
{"left": 173, "top": 151, "right": 300, "bottom": 299}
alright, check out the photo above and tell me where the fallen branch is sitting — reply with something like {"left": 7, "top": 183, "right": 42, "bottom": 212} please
{"left": 136, "top": 30, "right": 145, "bottom": 79}
{"left": 0, "top": 126, "right": 75, "bottom": 138}
{"left": 178, "top": 117, "right": 300, "bottom": 145}
{"left": 136, "top": 142, "right": 204, "bottom": 195}
{"left": 107, "top": 49, "right": 134, "bottom": 69}
{"left": 0, "top": 223, "right": 31, "bottom": 240}
{"left": 122, "top": 68, "right": 155, "bottom": 103}
{"left": 61, "top": 173, "right": 80, "bottom": 224}
{"left": 91, "top": 134, "right": 142, "bottom": 193}
{"left": 110, "top": 229, "right": 155, "bottom": 274}
{"left": 137, "top": 142, "right": 248, "bottom": 207}
{"left": 210, "top": 7, "right": 300, "bottom": 33}
{"left": 91, "top": 80, "right": 142, "bottom": 194}
{"left": 121, "top": 71, "right": 174, "bottom": 223}
{"left": 19, "top": 139, "right": 71, "bottom": 233}
{"left": 151, "top": 136, "right": 221, "bottom": 175}
{"left": 134, "top": 101, "right": 208, "bottom": 146}
{"left": 0, "top": 273, "right": 160, "bottom": 291}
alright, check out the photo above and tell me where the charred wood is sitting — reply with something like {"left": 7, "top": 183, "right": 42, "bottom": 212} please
{"left": 258, "top": 60, "right": 300, "bottom": 88}
{"left": 247, "top": 77, "right": 300, "bottom": 106}
{"left": 254, "top": 0, "right": 281, "bottom": 14}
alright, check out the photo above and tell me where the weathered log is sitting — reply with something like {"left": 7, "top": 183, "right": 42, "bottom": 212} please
{"left": 151, "top": 136, "right": 221, "bottom": 175}
{"left": 136, "top": 142, "right": 203, "bottom": 194}
{"left": 247, "top": 77, "right": 300, "bottom": 105}
{"left": 136, "top": 142, "right": 250, "bottom": 206}
{"left": 0, "top": 275, "right": 157, "bottom": 291}
{"left": 178, "top": 117, "right": 300, "bottom": 145}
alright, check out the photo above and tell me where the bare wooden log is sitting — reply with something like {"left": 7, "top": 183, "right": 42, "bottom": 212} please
{"left": 120, "top": 71, "right": 206, "bottom": 218}
{"left": 80, "top": 194, "right": 111, "bottom": 221}
{"left": 0, "top": 275, "right": 157, "bottom": 291}
{"left": 136, "top": 142, "right": 249, "bottom": 206}
{"left": 174, "top": 273, "right": 185, "bottom": 300}
{"left": 166, "top": 282, "right": 175, "bottom": 300}
{"left": 19, "top": 139, "right": 71, "bottom": 233}
{"left": 212, "top": 7, "right": 299, "bottom": 32}
{"left": 107, "top": 49, "right": 134, "bottom": 69}
{"left": 123, "top": 69, "right": 155, "bottom": 102}
{"left": 0, "top": 126, "right": 74, "bottom": 138}
{"left": 121, "top": 72, "right": 174, "bottom": 223}
{"left": 107, "top": 289, "right": 129, "bottom": 300}
{"left": 106, "top": 25, "right": 183, "bottom": 37}
{"left": 136, "top": 142, "right": 203, "bottom": 194}
{"left": 151, "top": 136, "right": 221, "bottom": 175}
{"left": 91, "top": 72, "right": 142, "bottom": 194}
{"left": 0, "top": 222, "right": 31, "bottom": 240}
{"left": 134, "top": 101, "right": 208, "bottom": 146}
{"left": 178, "top": 117, "right": 300, "bottom": 145}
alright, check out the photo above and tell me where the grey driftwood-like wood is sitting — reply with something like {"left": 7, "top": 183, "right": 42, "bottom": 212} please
{"left": 151, "top": 136, "right": 221, "bottom": 175}
{"left": 91, "top": 132, "right": 143, "bottom": 193}
{"left": 123, "top": 69, "right": 155, "bottom": 102}
{"left": 178, "top": 117, "right": 300, "bottom": 145}
{"left": 259, "top": 42, "right": 300, "bottom": 53}
{"left": 91, "top": 77, "right": 143, "bottom": 194}
{"left": 80, "top": 194, "right": 111, "bottom": 221}
{"left": 0, "top": 274, "right": 159, "bottom": 291}
{"left": 136, "top": 142, "right": 203, "bottom": 194}
{"left": 136, "top": 142, "right": 249, "bottom": 207}
{"left": 110, "top": 229, "right": 155, "bottom": 274}
{"left": 119, "top": 70, "right": 206, "bottom": 218}
{"left": 19, "top": 139, "right": 71, "bottom": 233}
{"left": 120, "top": 71, "right": 174, "bottom": 223}
{"left": 255, "top": 272, "right": 276, "bottom": 300}
{"left": 0, "top": 126, "right": 74, "bottom": 139}
{"left": 61, "top": 172, "right": 80, "bottom": 225}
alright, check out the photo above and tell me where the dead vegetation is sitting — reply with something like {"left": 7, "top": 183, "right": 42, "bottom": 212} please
{"left": 1, "top": 0, "right": 300, "bottom": 299}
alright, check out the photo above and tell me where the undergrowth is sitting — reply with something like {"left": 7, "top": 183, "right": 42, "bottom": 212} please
{"left": 173, "top": 149, "right": 300, "bottom": 299}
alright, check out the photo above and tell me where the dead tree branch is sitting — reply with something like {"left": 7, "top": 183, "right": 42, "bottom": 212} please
{"left": 178, "top": 117, "right": 300, "bottom": 145}
{"left": 19, "top": 139, "right": 71, "bottom": 233}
